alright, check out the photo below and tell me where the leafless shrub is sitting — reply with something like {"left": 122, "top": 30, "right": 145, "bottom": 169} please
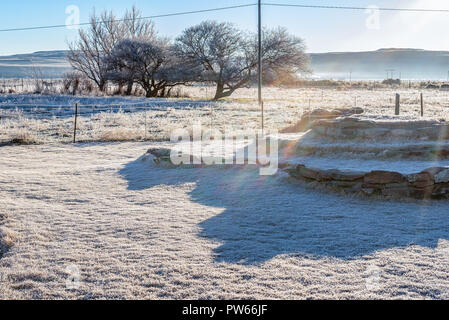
{"left": 0, "top": 227, "right": 16, "bottom": 258}
{"left": 30, "top": 67, "right": 45, "bottom": 94}
{"left": 62, "top": 72, "right": 81, "bottom": 95}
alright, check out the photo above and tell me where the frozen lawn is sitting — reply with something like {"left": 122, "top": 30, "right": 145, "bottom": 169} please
{"left": 1, "top": 142, "right": 449, "bottom": 299}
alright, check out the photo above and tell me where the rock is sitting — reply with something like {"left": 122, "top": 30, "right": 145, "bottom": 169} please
{"left": 315, "top": 119, "right": 338, "bottom": 128}
{"left": 347, "top": 107, "right": 364, "bottom": 115}
{"left": 279, "top": 162, "right": 293, "bottom": 170}
{"left": 432, "top": 183, "right": 449, "bottom": 197}
{"left": 364, "top": 171, "right": 406, "bottom": 184}
{"left": 421, "top": 167, "right": 447, "bottom": 176}
{"left": 280, "top": 107, "right": 364, "bottom": 133}
{"left": 326, "top": 127, "right": 343, "bottom": 138}
{"left": 313, "top": 126, "right": 328, "bottom": 136}
{"left": 328, "top": 169, "right": 365, "bottom": 181}
{"left": 416, "top": 127, "right": 440, "bottom": 140}
{"left": 406, "top": 172, "right": 434, "bottom": 188}
{"left": 361, "top": 188, "right": 376, "bottom": 195}
{"left": 363, "top": 128, "right": 390, "bottom": 139}
{"left": 382, "top": 187, "right": 410, "bottom": 198}
{"left": 410, "top": 187, "right": 434, "bottom": 200}
{"left": 391, "top": 129, "right": 413, "bottom": 137}
{"left": 287, "top": 164, "right": 449, "bottom": 200}
{"left": 328, "top": 181, "right": 363, "bottom": 191}
{"left": 436, "top": 125, "right": 449, "bottom": 139}
{"left": 338, "top": 118, "right": 375, "bottom": 129}
{"left": 385, "top": 182, "right": 409, "bottom": 189}
{"left": 434, "top": 169, "right": 449, "bottom": 183}
{"left": 296, "top": 165, "right": 332, "bottom": 181}
{"left": 308, "top": 109, "right": 340, "bottom": 119}
{"left": 147, "top": 148, "right": 172, "bottom": 159}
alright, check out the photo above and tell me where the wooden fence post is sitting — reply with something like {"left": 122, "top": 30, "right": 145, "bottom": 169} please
{"left": 395, "top": 93, "right": 400, "bottom": 115}
{"left": 73, "top": 103, "right": 78, "bottom": 143}
{"left": 420, "top": 93, "right": 424, "bottom": 117}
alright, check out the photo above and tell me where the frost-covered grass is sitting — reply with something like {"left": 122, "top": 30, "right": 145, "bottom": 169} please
{"left": 1, "top": 86, "right": 449, "bottom": 144}
{"left": 1, "top": 142, "right": 449, "bottom": 299}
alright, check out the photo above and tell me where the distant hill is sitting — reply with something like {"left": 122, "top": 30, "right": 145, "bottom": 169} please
{"left": 310, "top": 48, "right": 449, "bottom": 80}
{"left": 1, "top": 48, "right": 449, "bottom": 80}
{"left": 0, "top": 51, "right": 70, "bottom": 78}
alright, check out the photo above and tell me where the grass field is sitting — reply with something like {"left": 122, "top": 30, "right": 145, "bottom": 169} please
{"left": 1, "top": 142, "right": 449, "bottom": 299}
{"left": 1, "top": 86, "right": 449, "bottom": 299}
{"left": 1, "top": 86, "right": 449, "bottom": 144}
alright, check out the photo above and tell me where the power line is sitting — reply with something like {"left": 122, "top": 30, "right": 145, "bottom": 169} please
{"left": 0, "top": 3, "right": 257, "bottom": 33}
{"left": 2, "top": 2, "right": 449, "bottom": 33}
{"left": 263, "top": 3, "right": 449, "bottom": 13}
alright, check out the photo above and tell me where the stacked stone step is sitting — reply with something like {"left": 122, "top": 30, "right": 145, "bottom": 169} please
{"left": 286, "top": 164, "right": 449, "bottom": 200}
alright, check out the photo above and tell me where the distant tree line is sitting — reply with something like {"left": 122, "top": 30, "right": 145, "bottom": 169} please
{"left": 67, "top": 6, "right": 310, "bottom": 100}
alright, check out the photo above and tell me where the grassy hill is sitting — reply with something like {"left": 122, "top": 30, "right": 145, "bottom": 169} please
{"left": 0, "top": 51, "right": 70, "bottom": 78}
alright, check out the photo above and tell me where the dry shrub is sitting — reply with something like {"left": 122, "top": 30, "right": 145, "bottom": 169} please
{"left": 99, "top": 128, "right": 143, "bottom": 142}
{"left": 7, "top": 129, "right": 39, "bottom": 145}
{"left": 0, "top": 228, "right": 16, "bottom": 257}
{"left": 62, "top": 72, "right": 95, "bottom": 95}
{"left": 167, "top": 87, "right": 191, "bottom": 99}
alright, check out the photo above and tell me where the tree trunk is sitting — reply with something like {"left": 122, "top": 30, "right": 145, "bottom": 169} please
{"left": 214, "top": 82, "right": 235, "bottom": 100}
{"left": 213, "top": 82, "right": 225, "bottom": 100}
{"left": 125, "top": 81, "right": 133, "bottom": 96}
{"left": 98, "top": 80, "right": 106, "bottom": 92}
{"left": 145, "top": 87, "right": 159, "bottom": 98}
{"left": 159, "top": 87, "right": 166, "bottom": 98}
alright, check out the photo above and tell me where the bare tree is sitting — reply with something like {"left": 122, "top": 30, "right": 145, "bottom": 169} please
{"left": 175, "top": 21, "right": 310, "bottom": 100}
{"left": 67, "top": 6, "right": 155, "bottom": 93}
{"left": 122, "top": 5, "right": 156, "bottom": 41}
{"left": 119, "top": 5, "right": 156, "bottom": 94}
{"left": 105, "top": 38, "right": 199, "bottom": 98}
{"left": 259, "top": 27, "right": 310, "bottom": 78}
{"left": 67, "top": 10, "right": 120, "bottom": 92}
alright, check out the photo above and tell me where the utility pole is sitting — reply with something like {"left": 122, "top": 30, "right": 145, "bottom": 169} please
{"left": 258, "top": 0, "right": 263, "bottom": 130}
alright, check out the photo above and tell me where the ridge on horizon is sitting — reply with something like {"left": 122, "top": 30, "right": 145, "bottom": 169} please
{"left": 2, "top": 48, "right": 449, "bottom": 80}
{"left": 2, "top": 47, "right": 449, "bottom": 57}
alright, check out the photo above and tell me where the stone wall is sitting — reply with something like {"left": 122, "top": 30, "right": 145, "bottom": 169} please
{"left": 311, "top": 117, "right": 449, "bottom": 141}
{"left": 286, "top": 164, "right": 449, "bottom": 200}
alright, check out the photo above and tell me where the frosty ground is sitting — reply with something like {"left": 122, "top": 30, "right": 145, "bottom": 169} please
{"left": 1, "top": 141, "right": 449, "bottom": 299}
{"left": 1, "top": 86, "right": 449, "bottom": 144}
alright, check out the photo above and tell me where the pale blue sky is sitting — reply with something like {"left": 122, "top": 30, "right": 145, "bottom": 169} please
{"left": 1, "top": 0, "right": 449, "bottom": 55}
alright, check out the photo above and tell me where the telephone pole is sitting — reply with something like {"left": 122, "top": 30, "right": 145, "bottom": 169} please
{"left": 258, "top": 0, "right": 263, "bottom": 129}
